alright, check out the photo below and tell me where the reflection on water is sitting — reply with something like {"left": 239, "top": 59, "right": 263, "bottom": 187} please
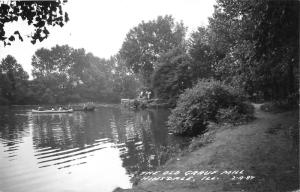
{"left": 0, "top": 106, "right": 185, "bottom": 192}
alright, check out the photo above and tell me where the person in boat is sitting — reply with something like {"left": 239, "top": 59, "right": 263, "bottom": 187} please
{"left": 58, "top": 106, "right": 63, "bottom": 111}
{"left": 37, "top": 107, "right": 45, "bottom": 111}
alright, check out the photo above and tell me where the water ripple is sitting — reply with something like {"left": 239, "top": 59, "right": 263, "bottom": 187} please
{"left": 0, "top": 106, "right": 179, "bottom": 192}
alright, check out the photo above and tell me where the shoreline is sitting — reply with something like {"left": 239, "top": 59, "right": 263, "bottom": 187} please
{"left": 115, "top": 104, "right": 299, "bottom": 192}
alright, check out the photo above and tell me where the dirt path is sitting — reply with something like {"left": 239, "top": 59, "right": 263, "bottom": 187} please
{"left": 116, "top": 104, "right": 299, "bottom": 192}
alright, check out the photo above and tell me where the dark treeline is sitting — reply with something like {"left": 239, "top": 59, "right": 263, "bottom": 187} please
{"left": 0, "top": 0, "right": 298, "bottom": 106}
{"left": 0, "top": 48, "right": 140, "bottom": 105}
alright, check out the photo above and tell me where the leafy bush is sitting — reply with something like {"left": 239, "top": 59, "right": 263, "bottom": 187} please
{"left": 216, "top": 107, "right": 240, "bottom": 123}
{"left": 167, "top": 79, "right": 250, "bottom": 136}
{"left": 216, "top": 102, "right": 254, "bottom": 124}
{"left": 236, "top": 101, "right": 255, "bottom": 114}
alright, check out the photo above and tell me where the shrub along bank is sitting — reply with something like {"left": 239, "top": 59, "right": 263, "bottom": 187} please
{"left": 167, "top": 79, "right": 254, "bottom": 136}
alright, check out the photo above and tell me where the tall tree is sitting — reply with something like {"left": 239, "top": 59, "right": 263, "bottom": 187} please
{"left": 152, "top": 46, "right": 193, "bottom": 104}
{"left": 32, "top": 45, "right": 73, "bottom": 78}
{"left": 0, "top": 55, "right": 29, "bottom": 103}
{"left": 109, "top": 54, "right": 141, "bottom": 99}
{"left": 31, "top": 45, "right": 77, "bottom": 103}
{"left": 208, "top": 0, "right": 299, "bottom": 99}
{"left": 119, "top": 15, "right": 186, "bottom": 86}
{"left": 31, "top": 45, "right": 122, "bottom": 103}
{"left": 188, "top": 27, "right": 216, "bottom": 82}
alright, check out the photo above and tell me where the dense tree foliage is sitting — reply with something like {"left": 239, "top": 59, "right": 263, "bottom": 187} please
{"left": 28, "top": 45, "right": 140, "bottom": 104}
{"left": 0, "top": 0, "right": 297, "bottom": 109}
{"left": 0, "top": 45, "right": 140, "bottom": 105}
{"left": 167, "top": 0, "right": 299, "bottom": 136}
{"left": 120, "top": 15, "right": 186, "bottom": 86}
{"left": 188, "top": 27, "right": 217, "bottom": 82}
{"left": 151, "top": 46, "right": 193, "bottom": 104}
{"left": 32, "top": 45, "right": 73, "bottom": 78}
{"left": 0, "top": 0, "right": 68, "bottom": 45}
{"left": 0, "top": 55, "right": 29, "bottom": 104}
{"left": 109, "top": 54, "right": 141, "bottom": 99}
{"left": 208, "top": 0, "right": 299, "bottom": 100}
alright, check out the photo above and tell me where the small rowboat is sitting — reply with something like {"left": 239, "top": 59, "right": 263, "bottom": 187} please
{"left": 31, "top": 109, "right": 74, "bottom": 113}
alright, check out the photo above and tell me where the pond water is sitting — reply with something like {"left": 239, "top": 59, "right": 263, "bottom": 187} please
{"left": 0, "top": 105, "right": 186, "bottom": 192}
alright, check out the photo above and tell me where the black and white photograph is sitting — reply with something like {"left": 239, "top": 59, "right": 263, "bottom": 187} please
{"left": 0, "top": 0, "right": 299, "bottom": 192}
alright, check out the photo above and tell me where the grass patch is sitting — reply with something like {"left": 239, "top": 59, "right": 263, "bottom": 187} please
{"left": 265, "top": 124, "right": 282, "bottom": 134}
{"left": 188, "top": 127, "right": 216, "bottom": 152}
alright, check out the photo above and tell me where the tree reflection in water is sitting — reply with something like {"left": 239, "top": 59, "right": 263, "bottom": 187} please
{"left": 0, "top": 106, "right": 185, "bottom": 184}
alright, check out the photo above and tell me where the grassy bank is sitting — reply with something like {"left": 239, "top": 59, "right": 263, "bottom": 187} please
{"left": 115, "top": 104, "right": 299, "bottom": 192}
